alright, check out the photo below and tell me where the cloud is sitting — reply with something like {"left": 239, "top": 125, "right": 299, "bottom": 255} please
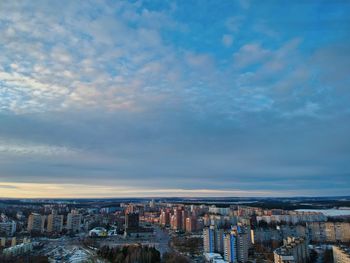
{"left": 282, "top": 102, "right": 320, "bottom": 119}
{"left": 0, "top": 138, "right": 76, "bottom": 157}
{"left": 0, "top": 1, "right": 350, "bottom": 197}
{"left": 0, "top": 182, "right": 277, "bottom": 198}
{"left": 233, "top": 43, "right": 271, "bottom": 68}
{"left": 253, "top": 21, "right": 279, "bottom": 38}
{"left": 0, "top": 184, "right": 18, "bottom": 189}
{"left": 222, "top": 34, "right": 234, "bottom": 47}
{"left": 0, "top": 1, "right": 334, "bottom": 121}
{"left": 0, "top": 1, "right": 184, "bottom": 113}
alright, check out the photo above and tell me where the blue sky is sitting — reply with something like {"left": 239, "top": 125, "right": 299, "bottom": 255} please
{"left": 0, "top": 0, "right": 350, "bottom": 197}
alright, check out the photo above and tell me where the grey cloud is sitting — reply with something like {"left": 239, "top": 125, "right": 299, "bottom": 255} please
{"left": 0, "top": 107, "right": 349, "bottom": 195}
{"left": 0, "top": 1, "right": 350, "bottom": 196}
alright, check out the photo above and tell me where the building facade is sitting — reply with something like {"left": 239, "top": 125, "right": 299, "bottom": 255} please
{"left": 307, "top": 222, "right": 350, "bottom": 242}
{"left": 274, "top": 237, "right": 308, "bottom": 263}
{"left": 67, "top": 210, "right": 82, "bottom": 232}
{"left": 224, "top": 230, "right": 236, "bottom": 263}
{"left": 203, "top": 225, "right": 215, "bottom": 253}
{"left": 0, "top": 220, "right": 16, "bottom": 236}
{"left": 27, "top": 213, "right": 45, "bottom": 233}
{"left": 333, "top": 246, "right": 350, "bottom": 263}
{"left": 125, "top": 212, "right": 139, "bottom": 230}
{"left": 47, "top": 211, "right": 63, "bottom": 233}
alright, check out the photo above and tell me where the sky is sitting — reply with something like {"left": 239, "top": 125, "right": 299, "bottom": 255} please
{"left": 0, "top": 0, "right": 350, "bottom": 198}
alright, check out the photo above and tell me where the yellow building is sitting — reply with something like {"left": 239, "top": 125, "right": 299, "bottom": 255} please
{"left": 47, "top": 211, "right": 63, "bottom": 233}
{"left": 27, "top": 213, "right": 45, "bottom": 233}
{"left": 333, "top": 246, "right": 350, "bottom": 263}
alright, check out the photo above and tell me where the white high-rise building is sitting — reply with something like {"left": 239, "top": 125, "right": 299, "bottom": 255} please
{"left": 236, "top": 231, "right": 249, "bottom": 263}
{"left": 67, "top": 210, "right": 81, "bottom": 232}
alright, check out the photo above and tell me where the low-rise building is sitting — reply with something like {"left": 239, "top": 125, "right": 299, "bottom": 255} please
{"left": 204, "top": 252, "right": 228, "bottom": 263}
{"left": 2, "top": 242, "right": 33, "bottom": 257}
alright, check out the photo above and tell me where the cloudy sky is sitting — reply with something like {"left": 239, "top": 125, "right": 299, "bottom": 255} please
{"left": 0, "top": 0, "right": 350, "bottom": 198}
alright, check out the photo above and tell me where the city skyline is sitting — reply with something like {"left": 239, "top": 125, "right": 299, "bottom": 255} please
{"left": 1, "top": 0, "right": 350, "bottom": 198}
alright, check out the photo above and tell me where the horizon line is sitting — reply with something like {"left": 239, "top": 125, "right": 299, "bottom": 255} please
{"left": 1, "top": 195, "right": 349, "bottom": 200}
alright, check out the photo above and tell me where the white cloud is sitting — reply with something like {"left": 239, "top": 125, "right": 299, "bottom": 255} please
{"left": 222, "top": 34, "right": 233, "bottom": 47}
{"left": 185, "top": 52, "right": 214, "bottom": 69}
{"left": 0, "top": 139, "right": 76, "bottom": 157}
{"left": 0, "top": 1, "right": 182, "bottom": 113}
{"left": 233, "top": 43, "right": 270, "bottom": 68}
{"left": 254, "top": 21, "right": 279, "bottom": 38}
{"left": 0, "top": 1, "right": 341, "bottom": 121}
